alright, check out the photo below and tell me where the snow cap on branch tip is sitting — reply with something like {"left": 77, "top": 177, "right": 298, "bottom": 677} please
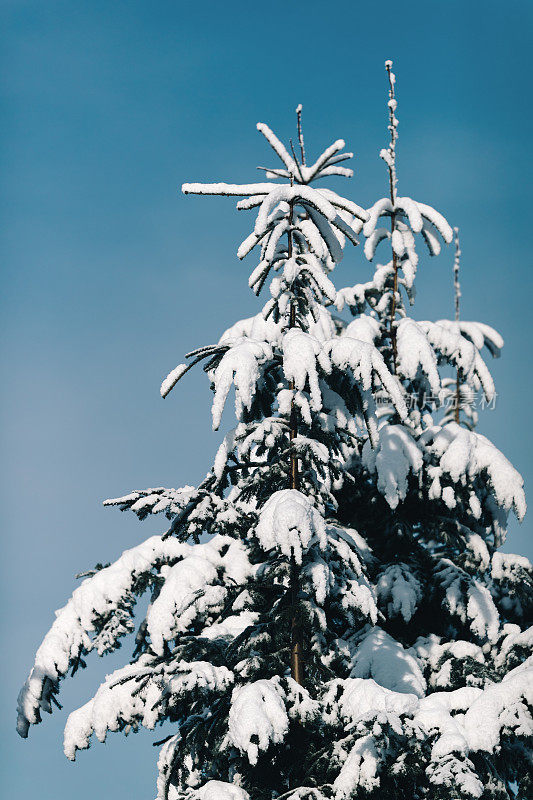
{"left": 160, "top": 364, "right": 188, "bottom": 398}
{"left": 256, "top": 489, "right": 327, "bottom": 563}
{"left": 282, "top": 329, "right": 330, "bottom": 412}
{"left": 191, "top": 782, "right": 250, "bottom": 800}
{"left": 228, "top": 678, "right": 289, "bottom": 765}
{"left": 296, "top": 103, "right": 302, "bottom": 113}
{"left": 385, "top": 59, "right": 393, "bottom": 68}
{"left": 363, "top": 424, "right": 423, "bottom": 509}
{"left": 211, "top": 338, "right": 272, "bottom": 429}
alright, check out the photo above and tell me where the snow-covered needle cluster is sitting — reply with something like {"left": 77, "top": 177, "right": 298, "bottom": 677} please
{"left": 18, "top": 62, "right": 532, "bottom": 800}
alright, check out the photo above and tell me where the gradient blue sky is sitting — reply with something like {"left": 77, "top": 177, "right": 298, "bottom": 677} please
{"left": 2, "top": 1, "right": 532, "bottom": 798}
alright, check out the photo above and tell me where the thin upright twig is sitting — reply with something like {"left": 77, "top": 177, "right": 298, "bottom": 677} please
{"left": 384, "top": 60, "right": 400, "bottom": 373}
{"left": 289, "top": 138, "right": 305, "bottom": 184}
{"left": 453, "top": 227, "right": 462, "bottom": 423}
{"left": 296, "top": 104, "right": 306, "bottom": 166}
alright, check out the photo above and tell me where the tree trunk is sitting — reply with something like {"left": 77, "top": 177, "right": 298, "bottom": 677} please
{"left": 287, "top": 201, "right": 304, "bottom": 685}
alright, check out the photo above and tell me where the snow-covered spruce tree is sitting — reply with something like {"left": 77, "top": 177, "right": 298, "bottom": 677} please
{"left": 17, "top": 73, "right": 533, "bottom": 799}
{"left": 329, "top": 62, "right": 533, "bottom": 798}
{"left": 17, "top": 110, "right": 417, "bottom": 799}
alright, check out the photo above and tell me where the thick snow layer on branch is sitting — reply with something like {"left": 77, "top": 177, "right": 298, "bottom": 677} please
{"left": 326, "top": 552, "right": 378, "bottom": 626}
{"left": 326, "top": 677, "right": 419, "bottom": 725}
{"left": 300, "top": 206, "right": 343, "bottom": 263}
{"left": 324, "top": 337, "right": 407, "bottom": 419}
{"left": 63, "top": 658, "right": 233, "bottom": 759}
{"left": 219, "top": 307, "right": 336, "bottom": 350}
{"left": 256, "top": 490, "right": 326, "bottom": 563}
{"left": 364, "top": 227, "right": 389, "bottom": 261}
{"left": 304, "top": 537, "right": 374, "bottom": 620}
{"left": 363, "top": 199, "right": 393, "bottom": 237}
{"left": 414, "top": 692, "right": 483, "bottom": 797}
{"left": 395, "top": 197, "right": 423, "bottom": 233}
{"left": 212, "top": 338, "right": 272, "bottom": 429}
{"left": 327, "top": 663, "right": 532, "bottom": 795}
{"left": 466, "top": 582, "right": 500, "bottom": 642}
{"left": 282, "top": 329, "right": 329, "bottom": 411}
{"left": 323, "top": 657, "right": 533, "bottom": 796}
{"left": 254, "top": 185, "right": 336, "bottom": 237}
{"left": 333, "top": 735, "right": 380, "bottom": 796}
{"left": 147, "top": 536, "right": 254, "bottom": 655}
{"left": 435, "top": 560, "right": 500, "bottom": 643}
{"left": 308, "top": 306, "right": 337, "bottom": 342}
{"left": 495, "top": 625, "right": 533, "bottom": 670}
{"left": 17, "top": 533, "right": 254, "bottom": 739}
{"left": 343, "top": 315, "right": 380, "bottom": 345}
{"left": 413, "top": 672, "right": 533, "bottom": 773}
{"left": 317, "top": 188, "right": 367, "bottom": 223}
{"left": 191, "top": 782, "right": 250, "bottom": 800}
{"left": 416, "top": 202, "right": 454, "bottom": 244}
{"left": 156, "top": 734, "right": 181, "bottom": 800}
{"left": 462, "top": 664, "right": 533, "bottom": 751}
{"left": 227, "top": 678, "right": 289, "bottom": 765}
{"left": 350, "top": 627, "right": 426, "bottom": 697}
{"left": 491, "top": 551, "right": 532, "bottom": 582}
{"left": 219, "top": 312, "right": 284, "bottom": 346}
{"left": 364, "top": 196, "right": 453, "bottom": 241}
{"left": 442, "top": 320, "right": 504, "bottom": 358}
{"left": 362, "top": 198, "right": 452, "bottom": 274}
{"left": 420, "top": 423, "right": 526, "bottom": 520}
{"left": 304, "top": 139, "right": 347, "bottom": 181}
{"left": 17, "top": 535, "right": 193, "bottom": 737}
{"left": 362, "top": 424, "right": 422, "bottom": 508}
{"left": 281, "top": 256, "right": 336, "bottom": 305}
{"left": 147, "top": 557, "right": 221, "bottom": 652}
{"left": 396, "top": 318, "right": 440, "bottom": 395}
{"left": 414, "top": 636, "right": 485, "bottom": 689}
{"left": 201, "top": 610, "right": 260, "bottom": 641}
{"left": 419, "top": 321, "right": 495, "bottom": 402}
{"left": 213, "top": 428, "right": 237, "bottom": 481}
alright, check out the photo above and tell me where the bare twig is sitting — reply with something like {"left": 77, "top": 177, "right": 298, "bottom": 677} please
{"left": 296, "top": 103, "right": 306, "bottom": 166}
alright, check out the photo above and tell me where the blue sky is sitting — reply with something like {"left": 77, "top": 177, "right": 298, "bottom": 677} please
{"left": 2, "top": 1, "right": 532, "bottom": 798}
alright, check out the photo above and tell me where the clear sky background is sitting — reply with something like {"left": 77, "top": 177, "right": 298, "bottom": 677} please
{"left": 2, "top": 1, "right": 532, "bottom": 798}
